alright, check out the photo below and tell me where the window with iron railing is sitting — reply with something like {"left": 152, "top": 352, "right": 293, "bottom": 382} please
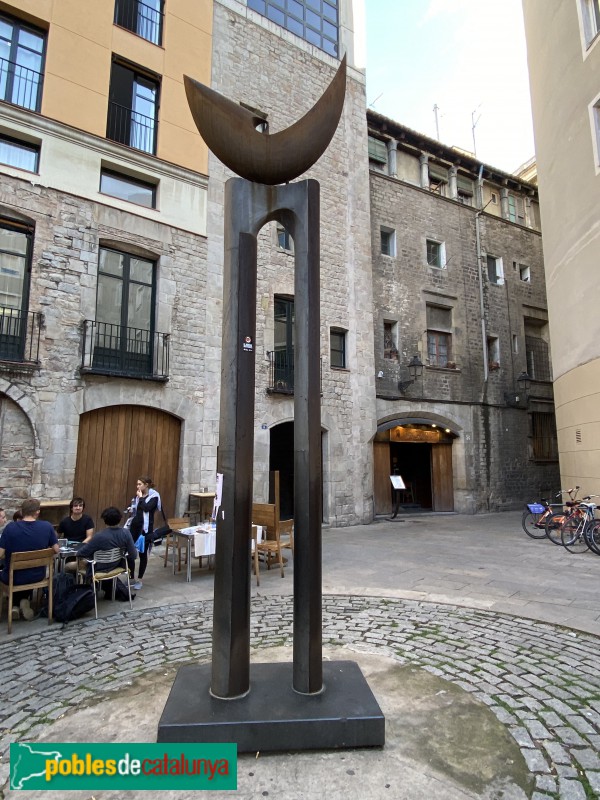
{"left": 0, "top": 14, "right": 45, "bottom": 112}
{"left": 114, "top": 0, "right": 164, "bottom": 46}
{"left": 525, "top": 335, "right": 552, "bottom": 382}
{"left": 107, "top": 61, "right": 158, "bottom": 155}
{"left": 0, "top": 220, "right": 38, "bottom": 363}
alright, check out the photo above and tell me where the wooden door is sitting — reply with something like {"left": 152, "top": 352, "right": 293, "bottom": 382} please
{"left": 431, "top": 443, "right": 454, "bottom": 511}
{"left": 373, "top": 441, "right": 392, "bottom": 515}
{"left": 73, "top": 405, "right": 181, "bottom": 525}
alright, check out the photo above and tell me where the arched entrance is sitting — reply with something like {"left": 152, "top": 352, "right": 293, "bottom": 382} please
{"left": 0, "top": 393, "right": 35, "bottom": 511}
{"left": 74, "top": 405, "right": 181, "bottom": 524}
{"left": 374, "top": 418, "right": 457, "bottom": 515}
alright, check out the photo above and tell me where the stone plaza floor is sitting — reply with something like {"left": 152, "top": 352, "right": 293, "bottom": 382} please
{"left": 1, "top": 511, "right": 600, "bottom": 799}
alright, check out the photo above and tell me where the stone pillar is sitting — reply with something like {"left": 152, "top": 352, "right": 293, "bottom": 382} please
{"left": 500, "top": 186, "right": 510, "bottom": 219}
{"left": 386, "top": 139, "right": 397, "bottom": 178}
{"left": 448, "top": 166, "right": 458, "bottom": 200}
{"left": 419, "top": 153, "right": 429, "bottom": 188}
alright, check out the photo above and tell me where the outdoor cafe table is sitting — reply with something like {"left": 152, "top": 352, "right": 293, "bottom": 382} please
{"left": 56, "top": 541, "right": 82, "bottom": 573}
{"left": 173, "top": 524, "right": 264, "bottom": 582}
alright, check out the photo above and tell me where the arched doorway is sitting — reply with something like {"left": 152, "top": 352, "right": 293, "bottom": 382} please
{"left": 374, "top": 418, "right": 456, "bottom": 515}
{"left": 74, "top": 405, "right": 181, "bottom": 525}
{"left": 269, "top": 421, "right": 326, "bottom": 520}
{"left": 0, "top": 393, "right": 35, "bottom": 511}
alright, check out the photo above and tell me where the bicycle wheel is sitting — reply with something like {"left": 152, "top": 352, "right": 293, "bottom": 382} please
{"left": 561, "top": 517, "right": 590, "bottom": 553}
{"left": 545, "top": 511, "right": 567, "bottom": 544}
{"left": 522, "top": 509, "right": 547, "bottom": 539}
{"left": 585, "top": 521, "right": 600, "bottom": 555}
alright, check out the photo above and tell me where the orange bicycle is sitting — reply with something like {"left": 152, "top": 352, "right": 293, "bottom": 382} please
{"left": 521, "top": 487, "right": 580, "bottom": 539}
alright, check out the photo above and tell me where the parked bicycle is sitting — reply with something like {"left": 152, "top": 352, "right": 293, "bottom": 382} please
{"left": 543, "top": 486, "right": 581, "bottom": 544}
{"left": 560, "top": 496, "right": 600, "bottom": 553}
{"left": 521, "top": 487, "right": 580, "bottom": 539}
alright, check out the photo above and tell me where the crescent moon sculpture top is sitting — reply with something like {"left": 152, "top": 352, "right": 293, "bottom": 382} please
{"left": 184, "top": 55, "right": 346, "bottom": 185}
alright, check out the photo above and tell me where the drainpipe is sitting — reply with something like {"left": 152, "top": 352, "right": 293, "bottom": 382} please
{"left": 475, "top": 164, "right": 488, "bottom": 382}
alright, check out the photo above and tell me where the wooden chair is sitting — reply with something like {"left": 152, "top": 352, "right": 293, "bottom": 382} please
{"left": 163, "top": 518, "right": 189, "bottom": 572}
{"left": 86, "top": 547, "right": 132, "bottom": 619}
{"left": 252, "top": 503, "right": 294, "bottom": 580}
{"left": 0, "top": 547, "right": 55, "bottom": 634}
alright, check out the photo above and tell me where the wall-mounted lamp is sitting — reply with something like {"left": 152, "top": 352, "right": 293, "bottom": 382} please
{"left": 505, "top": 370, "right": 531, "bottom": 407}
{"left": 516, "top": 370, "right": 531, "bottom": 395}
{"left": 377, "top": 370, "right": 384, "bottom": 379}
{"left": 398, "top": 354, "right": 424, "bottom": 392}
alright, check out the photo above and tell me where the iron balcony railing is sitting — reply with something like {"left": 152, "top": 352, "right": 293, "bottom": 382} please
{"left": 0, "top": 57, "right": 43, "bottom": 111}
{"left": 266, "top": 350, "right": 323, "bottom": 394}
{"left": 107, "top": 102, "right": 156, "bottom": 154}
{"left": 0, "top": 307, "right": 41, "bottom": 364}
{"left": 81, "top": 320, "right": 169, "bottom": 380}
{"left": 114, "top": 0, "right": 164, "bottom": 45}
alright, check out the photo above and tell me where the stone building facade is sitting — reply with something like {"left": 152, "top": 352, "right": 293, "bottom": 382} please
{"left": 368, "top": 114, "right": 559, "bottom": 513}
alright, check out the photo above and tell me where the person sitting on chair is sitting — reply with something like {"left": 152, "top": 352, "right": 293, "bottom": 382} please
{"left": 77, "top": 507, "right": 137, "bottom": 592}
{"left": 0, "top": 498, "right": 59, "bottom": 621}
{"left": 58, "top": 498, "right": 94, "bottom": 543}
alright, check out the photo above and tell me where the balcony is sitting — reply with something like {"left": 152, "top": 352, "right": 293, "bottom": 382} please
{"left": 107, "top": 102, "right": 156, "bottom": 154}
{"left": 114, "top": 0, "right": 164, "bottom": 45}
{"left": 81, "top": 320, "right": 169, "bottom": 381}
{"left": 0, "top": 57, "right": 43, "bottom": 111}
{"left": 0, "top": 307, "right": 41, "bottom": 368}
{"left": 266, "top": 351, "right": 323, "bottom": 394}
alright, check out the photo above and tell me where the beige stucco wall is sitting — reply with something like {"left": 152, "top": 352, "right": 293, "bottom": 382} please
{"left": 4, "top": 0, "right": 211, "bottom": 173}
{"left": 523, "top": 0, "right": 600, "bottom": 491}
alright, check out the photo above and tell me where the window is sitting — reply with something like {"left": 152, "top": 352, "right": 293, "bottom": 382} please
{"left": 490, "top": 191, "right": 498, "bottom": 204}
{"left": 368, "top": 136, "right": 387, "bottom": 169}
{"left": 426, "top": 238, "right": 446, "bottom": 268}
{"left": 0, "top": 219, "right": 32, "bottom": 360}
{"left": 383, "top": 321, "right": 398, "bottom": 359}
{"left": 518, "top": 263, "right": 530, "bottom": 282}
{"left": 0, "top": 133, "right": 39, "bottom": 171}
{"left": 429, "top": 163, "right": 448, "bottom": 196}
{"left": 276, "top": 223, "right": 293, "bottom": 252}
{"left": 93, "top": 247, "right": 156, "bottom": 375}
{"left": 100, "top": 168, "right": 156, "bottom": 208}
{"left": 107, "top": 61, "right": 159, "bottom": 154}
{"left": 531, "top": 412, "right": 558, "bottom": 462}
{"left": 273, "top": 295, "right": 294, "bottom": 390}
{"left": 330, "top": 328, "right": 346, "bottom": 368}
{"left": 486, "top": 254, "right": 504, "bottom": 285}
{"left": 457, "top": 175, "right": 474, "bottom": 205}
{"left": 0, "top": 14, "right": 45, "bottom": 111}
{"left": 592, "top": 98, "right": 600, "bottom": 165}
{"left": 380, "top": 226, "right": 396, "bottom": 257}
{"left": 512, "top": 334, "right": 519, "bottom": 354}
{"left": 114, "top": 0, "right": 163, "bottom": 46}
{"left": 426, "top": 304, "right": 452, "bottom": 367}
{"left": 525, "top": 335, "right": 552, "bottom": 382}
{"left": 248, "top": 0, "right": 338, "bottom": 56}
{"left": 580, "top": 0, "right": 600, "bottom": 46}
{"left": 487, "top": 336, "right": 500, "bottom": 368}
{"left": 507, "top": 193, "right": 525, "bottom": 225}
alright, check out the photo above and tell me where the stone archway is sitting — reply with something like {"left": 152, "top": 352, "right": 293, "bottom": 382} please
{"left": 0, "top": 393, "right": 35, "bottom": 512}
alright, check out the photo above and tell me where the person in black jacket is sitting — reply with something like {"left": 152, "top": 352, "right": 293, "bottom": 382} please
{"left": 128, "top": 476, "right": 161, "bottom": 590}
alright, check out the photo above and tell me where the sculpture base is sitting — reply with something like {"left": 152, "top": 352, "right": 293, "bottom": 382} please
{"left": 157, "top": 660, "right": 385, "bottom": 753}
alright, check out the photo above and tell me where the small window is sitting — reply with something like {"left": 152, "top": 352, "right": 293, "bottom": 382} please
{"left": 276, "top": 223, "right": 293, "bottom": 252}
{"left": 507, "top": 193, "right": 525, "bottom": 225}
{"left": 490, "top": 192, "right": 498, "bottom": 204}
{"left": 368, "top": 136, "right": 387, "bottom": 167}
{"left": 580, "top": 0, "right": 600, "bottom": 46}
{"left": 380, "top": 227, "right": 396, "bottom": 257}
{"left": 426, "top": 239, "right": 446, "bottom": 269}
{"left": 512, "top": 334, "right": 519, "bottom": 354}
{"left": 427, "top": 331, "right": 451, "bottom": 367}
{"left": 486, "top": 254, "right": 504, "bottom": 285}
{"left": 519, "top": 263, "right": 531, "bottom": 282}
{"left": 383, "top": 321, "right": 398, "bottom": 359}
{"left": 526, "top": 334, "right": 552, "bottom": 382}
{"left": 100, "top": 168, "right": 156, "bottom": 208}
{"left": 487, "top": 336, "right": 500, "bottom": 369}
{"left": 531, "top": 412, "right": 558, "bottom": 462}
{"left": 592, "top": 97, "right": 600, "bottom": 166}
{"left": 0, "top": 133, "right": 39, "bottom": 172}
{"left": 330, "top": 328, "right": 346, "bottom": 369}
{"left": 114, "top": 0, "right": 164, "bottom": 46}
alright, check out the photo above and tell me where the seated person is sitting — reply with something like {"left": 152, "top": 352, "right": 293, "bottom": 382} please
{"left": 0, "top": 498, "right": 59, "bottom": 621}
{"left": 77, "top": 507, "right": 137, "bottom": 592}
{"left": 58, "top": 498, "right": 94, "bottom": 543}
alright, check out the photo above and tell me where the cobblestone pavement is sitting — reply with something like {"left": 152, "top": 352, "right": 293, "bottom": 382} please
{"left": 1, "top": 595, "right": 600, "bottom": 799}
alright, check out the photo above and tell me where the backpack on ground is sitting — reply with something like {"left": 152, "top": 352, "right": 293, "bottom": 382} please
{"left": 50, "top": 572, "right": 95, "bottom": 623}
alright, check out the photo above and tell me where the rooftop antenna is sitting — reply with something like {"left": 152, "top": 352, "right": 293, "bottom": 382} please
{"left": 368, "top": 92, "right": 383, "bottom": 109}
{"left": 471, "top": 104, "right": 482, "bottom": 156}
{"left": 433, "top": 103, "right": 440, "bottom": 140}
